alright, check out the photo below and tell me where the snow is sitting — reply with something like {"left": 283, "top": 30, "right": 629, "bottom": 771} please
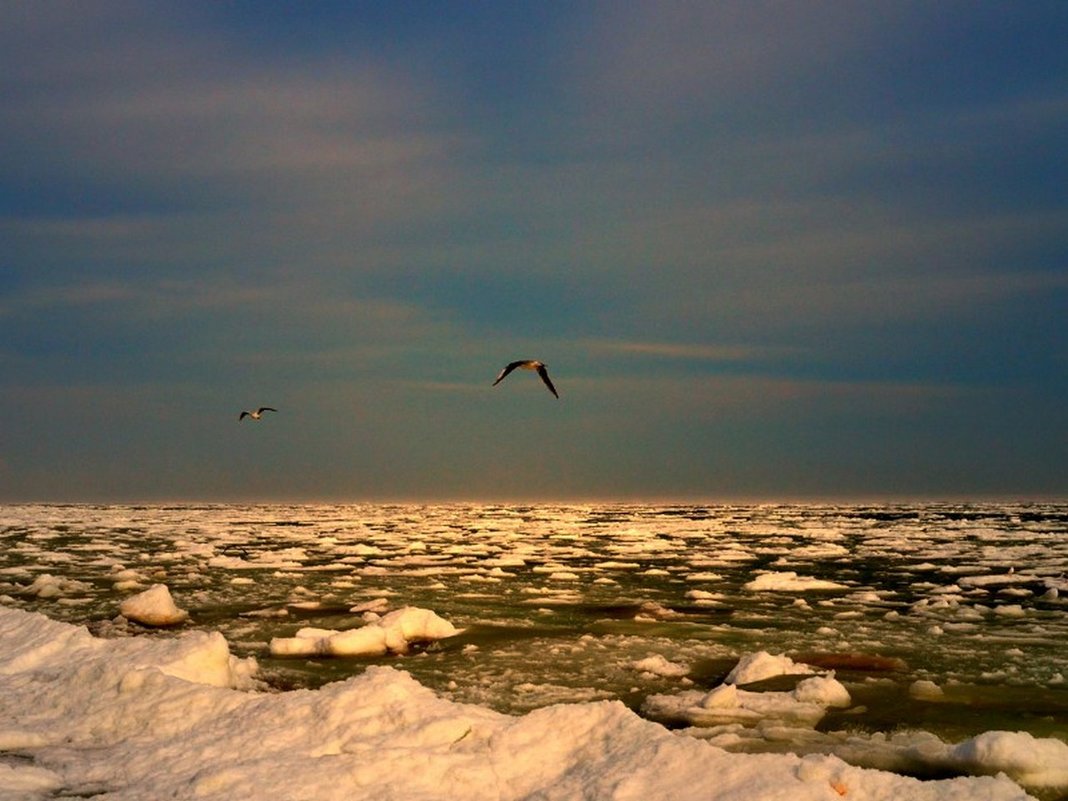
{"left": 0, "top": 605, "right": 1042, "bottom": 801}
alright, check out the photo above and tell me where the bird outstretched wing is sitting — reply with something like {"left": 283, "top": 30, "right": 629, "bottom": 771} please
{"left": 535, "top": 365, "right": 559, "bottom": 398}
{"left": 492, "top": 361, "right": 526, "bottom": 386}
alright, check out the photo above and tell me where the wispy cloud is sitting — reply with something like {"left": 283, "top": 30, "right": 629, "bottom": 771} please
{"left": 572, "top": 372, "right": 982, "bottom": 424}
{"left": 2, "top": 3, "right": 462, "bottom": 227}
{"left": 583, "top": 339, "right": 796, "bottom": 363}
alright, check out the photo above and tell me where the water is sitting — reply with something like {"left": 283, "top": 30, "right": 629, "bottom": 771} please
{"left": 2, "top": 502, "right": 1066, "bottom": 764}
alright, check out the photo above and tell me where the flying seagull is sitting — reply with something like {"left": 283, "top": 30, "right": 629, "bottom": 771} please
{"left": 239, "top": 407, "right": 277, "bottom": 421}
{"left": 492, "top": 360, "right": 559, "bottom": 398}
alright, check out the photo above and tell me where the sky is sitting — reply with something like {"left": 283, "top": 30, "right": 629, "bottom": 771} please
{"left": 1, "top": 1, "right": 1066, "bottom": 503}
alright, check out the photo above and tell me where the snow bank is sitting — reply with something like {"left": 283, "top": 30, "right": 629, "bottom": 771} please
{"left": 0, "top": 606, "right": 1050, "bottom": 801}
{"left": 119, "top": 583, "right": 189, "bottom": 626}
{"left": 269, "top": 606, "right": 459, "bottom": 657}
{"left": 0, "top": 605, "right": 1043, "bottom": 801}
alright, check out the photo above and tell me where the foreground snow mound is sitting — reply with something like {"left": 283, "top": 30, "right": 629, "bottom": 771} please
{"left": 0, "top": 606, "right": 1038, "bottom": 801}
{"left": 269, "top": 606, "right": 460, "bottom": 657}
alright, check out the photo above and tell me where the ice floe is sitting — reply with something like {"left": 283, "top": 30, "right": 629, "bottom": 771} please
{"left": 269, "top": 606, "right": 459, "bottom": 657}
{"left": 643, "top": 651, "right": 850, "bottom": 730}
{"left": 119, "top": 583, "right": 189, "bottom": 627}
{"left": 744, "top": 571, "right": 850, "bottom": 592}
{"left": 725, "top": 651, "right": 816, "bottom": 685}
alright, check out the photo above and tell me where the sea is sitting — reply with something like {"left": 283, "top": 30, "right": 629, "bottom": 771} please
{"left": 2, "top": 502, "right": 1066, "bottom": 780}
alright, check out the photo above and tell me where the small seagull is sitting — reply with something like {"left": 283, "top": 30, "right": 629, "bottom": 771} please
{"left": 492, "top": 360, "right": 559, "bottom": 398}
{"left": 239, "top": 407, "right": 277, "bottom": 421}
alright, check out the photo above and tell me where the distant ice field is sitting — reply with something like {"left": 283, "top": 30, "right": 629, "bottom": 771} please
{"left": 2, "top": 502, "right": 1066, "bottom": 788}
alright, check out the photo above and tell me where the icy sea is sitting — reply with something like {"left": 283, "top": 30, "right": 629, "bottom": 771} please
{"left": 2, "top": 502, "right": 1067, "bottom": 794}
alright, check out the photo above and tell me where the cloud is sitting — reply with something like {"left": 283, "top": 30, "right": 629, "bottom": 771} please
{"left": 554, "top": 2, "right": 912, "bottom": 147}
{"left": 1, "top": 3, "right": 462, "bottom": 228}
{"left": 572, "top": 371, "right": 974, "bottom": 420}
{"left": 582, "top": 339, "right": 796, "bottom": 363}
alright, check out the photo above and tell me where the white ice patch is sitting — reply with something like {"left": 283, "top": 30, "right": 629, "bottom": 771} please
{"left": 685, "top": 589, "right": 726, "bottom": 606}
{"left": 744, "top": 571, "right": 849, "bottom": 592}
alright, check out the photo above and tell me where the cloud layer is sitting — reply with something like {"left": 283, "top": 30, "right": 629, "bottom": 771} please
{"left": 2, "top": 2, "right": 1065, "bottom": 500}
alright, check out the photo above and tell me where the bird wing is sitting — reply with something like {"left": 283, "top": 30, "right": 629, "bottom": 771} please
{"left": 239, "top": 412, "right": 250, "bottom": 420}
{"left": 258, "top": 407, "right": 277, "bottom": 413}
{"left": 536, "top": 365, "right": 559, "bottom": 398}
{"left": 492, "top": 361, "right": 526, "bottom": 386}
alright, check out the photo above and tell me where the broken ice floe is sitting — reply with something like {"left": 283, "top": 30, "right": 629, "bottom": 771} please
{"left": 269, "top": 606, "right": 460, "bottom": 657}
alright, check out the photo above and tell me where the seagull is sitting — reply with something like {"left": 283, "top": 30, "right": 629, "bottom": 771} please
{"left": 239, "top": 407, "right": 277, "bottom": 421}
{"left": 492, "top": 360, "right": 559, "bottom": 398}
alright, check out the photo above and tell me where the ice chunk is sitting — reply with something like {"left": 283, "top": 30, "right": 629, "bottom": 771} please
{"left": 744, "top": 571, "right": 849, "bottom": 592}
{"left": 270, "top": 606, "right": 459, "bottom": 658}
{"left": 119, "top": 584, "right": 189, "bottom": 627}
{"left": 909, "top": 680, "right": 945, "bottom": 701}
{"left": 949, "top": 730, "right": 1068, "bottom": 788}
{"left": 20, "top": 574, "right": 91, "bottom": 599}
{"left": 725, "top": 651, "right": 815, "bottom": 685}
{"left": 793, "top": 674, "right": 851, "bottom": 707}
{"left": 630, "top": 655, "right": 690, "bottom": 678}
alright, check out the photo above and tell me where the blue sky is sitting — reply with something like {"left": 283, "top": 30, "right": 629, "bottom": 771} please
{"left": 1, "top": 1, "right": 1066, "bottom": 502}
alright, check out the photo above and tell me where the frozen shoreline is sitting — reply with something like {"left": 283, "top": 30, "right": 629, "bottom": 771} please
{"left": 0, "top": 605, "right": 1060, "bottom": 801}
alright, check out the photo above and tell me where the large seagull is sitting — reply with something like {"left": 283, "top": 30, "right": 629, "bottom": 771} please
{"left": 492, "top": 360, "right": 559, "bottom": 398}
{"left": 239, "top": 407, "right": 277, "bottom": 421}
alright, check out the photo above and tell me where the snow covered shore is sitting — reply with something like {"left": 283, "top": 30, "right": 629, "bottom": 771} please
{"left": 0, "top": 605, "right": 1050, "bottom": 801}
